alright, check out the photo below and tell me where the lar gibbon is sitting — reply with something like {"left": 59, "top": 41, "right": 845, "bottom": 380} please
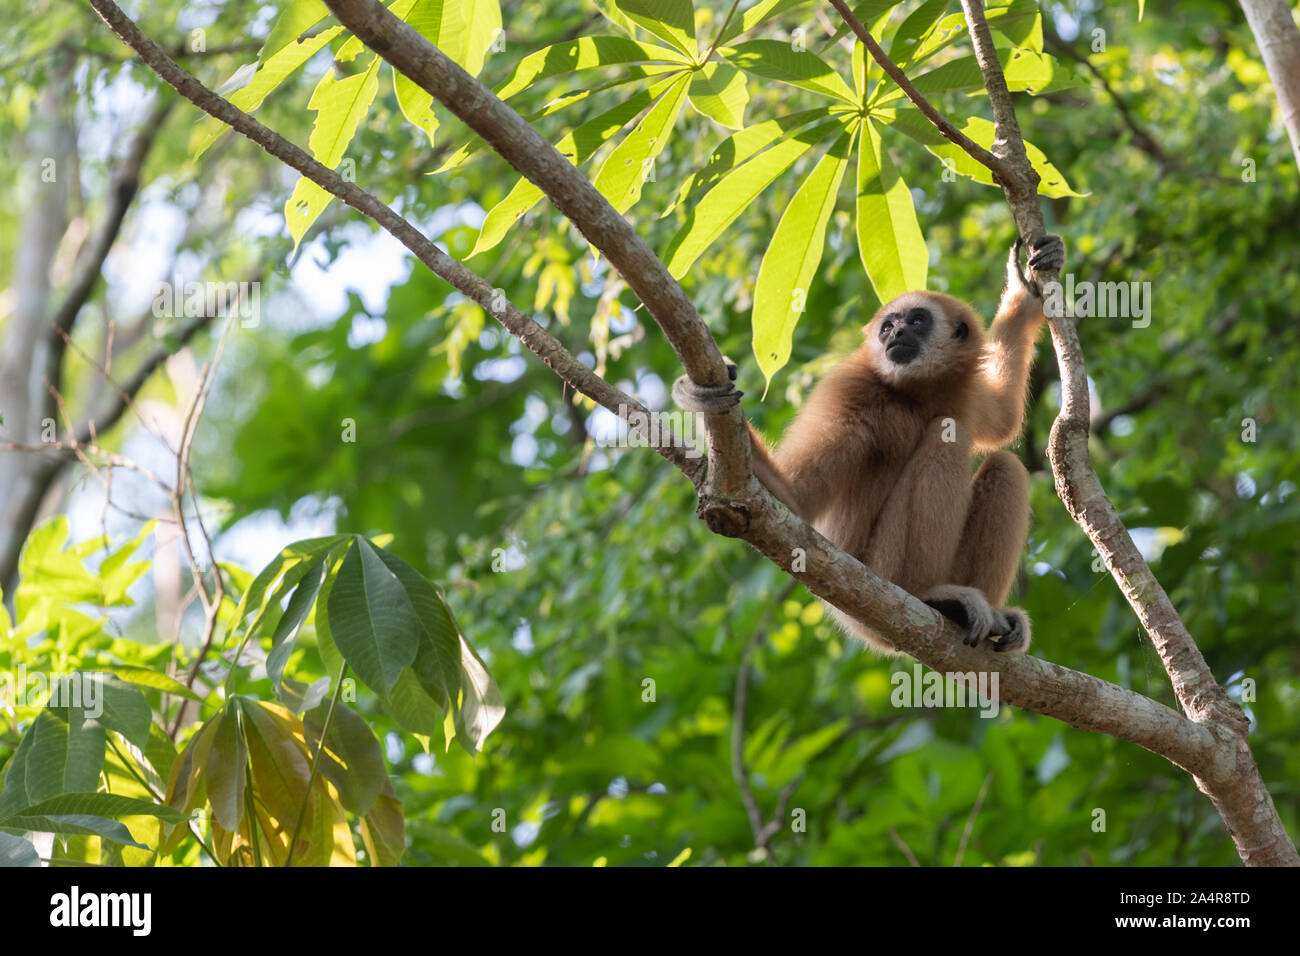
{"left": 678, "top": 236, "right": 1065, "bottom": 655}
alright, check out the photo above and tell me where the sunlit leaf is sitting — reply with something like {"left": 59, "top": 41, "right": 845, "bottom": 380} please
{"left": 753, "top": 130, "right": 854, "bottom": 385}
{"left": 856, "top": 117, "right": 928, "bottom": 302}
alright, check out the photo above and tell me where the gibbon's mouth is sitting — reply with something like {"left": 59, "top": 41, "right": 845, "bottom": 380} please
{"left": 886, "top": 343, "right": 919, "bottom": 364}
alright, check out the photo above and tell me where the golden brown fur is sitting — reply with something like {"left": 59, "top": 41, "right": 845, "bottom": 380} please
{"left": 748, "top": 239, "right": 1063, "bottom": 654}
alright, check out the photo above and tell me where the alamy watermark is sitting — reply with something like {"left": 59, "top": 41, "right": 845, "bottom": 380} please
{"left": 0, "top": 668, "right": 103, "bottom": 719}
{"left": 152, "top": 275, "right": 261, "bottom": 328}
{"left": 596, "top": 405, "right": 704, "bottom": 458}
{"left": 891, "top": 663, "right": 1000, "bottom": 718}
{"left": 1043, "top": 274, "right": 1153, "bottom": 328}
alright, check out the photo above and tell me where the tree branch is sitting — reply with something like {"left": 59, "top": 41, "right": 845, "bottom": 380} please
{"left": 316, "top": 0, "right": 754, "bottom": 501}
{"left": 85, "top": 0, "right": 696, "bottom": 480}
{"left": 43, "top": 94, "right": 175, "bottom": 421}
{"left": 829, "top": 0, "right": 1012, "bottom": 181}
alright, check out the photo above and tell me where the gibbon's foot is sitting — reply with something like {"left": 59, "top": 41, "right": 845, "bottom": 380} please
{"left": 671, "top": 357, "right": 741, "bottom": 414}
{"left": 1012, "top": 234, "right": 1066, "bottom": 297}
{"left": 921, "top": 586, "right": 1033, "bottom": 653}
{"left": 988, "top": 607, "right": 1032, "bottom": 653}
{"left": 922, "top": 585, "right": 999, "bottom": 648}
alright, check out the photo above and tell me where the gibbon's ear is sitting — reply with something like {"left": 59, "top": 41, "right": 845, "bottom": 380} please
{"left": 953, "top": 321, "right": 969, "bottom": 340}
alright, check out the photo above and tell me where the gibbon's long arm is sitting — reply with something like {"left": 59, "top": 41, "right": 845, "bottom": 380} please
{"left": 753, "top": 352, "right": 885, "bottom": 525}
{"left": 745, "top": 423, "right": 804, "bottom": 515}
{"left": 966, "top": 236, "right": 1066, "bottom": 450}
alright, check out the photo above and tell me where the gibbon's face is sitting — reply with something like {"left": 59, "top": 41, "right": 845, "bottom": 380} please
{"left": 865, "top": 292, "right": 975, "bottom": 385}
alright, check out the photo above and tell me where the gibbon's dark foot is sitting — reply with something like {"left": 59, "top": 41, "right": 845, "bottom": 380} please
{"left": 922, "top": 585, "right": 999, "bottom": 648}
{"left": 988, "top": 607, "right": 1032, "bottom": 653}
{"left": 1013, "top": 234, "right": 1066, "bottom": 296}
{"left": 671, "top": 357, "right": 741, "bottom": 413}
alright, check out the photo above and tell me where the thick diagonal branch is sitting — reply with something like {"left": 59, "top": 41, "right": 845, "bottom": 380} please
{"left": 316, "top": 0, "right": 753, "bottom": 500}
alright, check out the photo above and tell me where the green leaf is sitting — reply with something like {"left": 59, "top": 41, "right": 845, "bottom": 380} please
{"left": 326, "top": 538, "right": 420, "bottom": 694}
{"left": 0, "top": 814, "right": 147, "bottom": 849}
{"left": 2, "top": 792, "right": 187, "bottom": 823}
{"left": 285, "top": 55, "right": 383, "bottom": 252}
{"left": 873, "top": 105, "right": 948, "bottom": 146}
{"left": 894, "top": 12, "right": 968, "bottom": 68}
{"left": 664, "top": 116, "right": 846, "bottom": 278}
{"left": 260, "top": 0, "right": 330, "bottom": 62}
{"left": 96, "top": 520, "right": 154, "bottom": 606}
{"left": 371, "top": 549, "right": 504, "bottom": 754}
{"left": 0, "top": 710, "right": 104, "bottom": 814}
{"left": 875, "top": 48, "right": 1076, "bottom": 102}
{"left": 822, "top": 0, "right": 906, "bottom": 50}
{"left": 665, "top": 107, "right": 836, "bottom": 212}
{"left": 924, "top": 116, "right": 1085, "bottom": 197}
{"left": 856, "top": 118, "right": 927, "bottom": 302}
{"left": 471, "top": 78, "right": 680, "bottom": 256}
{"left": 688, "top": 61, "right": 749, "bottom": 129}
{"left": 723, "top": 40, "right": 857, "bottom": 103}
{"left": 106, "top": 666, "right": 203, "bottom": 704}
{"left": 390, "top": 0, "right": 503, "bottom": 145}
{"left": 267, "top": 549, "right": 334, "bottom": 687}
{"left": 495, "top": 36, "right": 688, "bottom": 100}
{"left": 719, "top": 0, "right": 818, "bottom": 46}
{"left": 888, "top": 0, "right": 950, "bottom": 67}
{"left": 394, "top": 72, "right": 439, "bottom": 148}
{"left": 237, "top": 701, "right": 312, "bottom": 828}
{"left": 190, "top": 25, "right": 344, "bottom": 159}
{"left": 236, "top": 535, "right": 350, "bottom": 650}
{"left": 360, "top": 785, "right": 407, "bottom": 865}
{"left": 766, "top": 719, "right": 849, "bottom": 785}
{"left": 752, "top": 130, "right": 854, "bottom": 385}
{"left": 416, "top": 822, "right": 492, "bottom": 866}
{"left": 409, "top": 0, "right": 503, "bottom": 79}
{"left": 204, "top": 703, "right": 247, "bottom": 831}
{"left": 615, "top": 0, "right": 697, "bottom": 59}
{"left": 304, "top": 699, "right": 387, "bottom": 815}
{"left": 0, "top": 833, "right": 39, "bottom": 867}
{"left": 987, "top": 0, "right": 1043, "bottom": 52}
{"left": 593, "top": 73, "right": 692, "bottom": 212}
{"left": 66, "top": 676, "right": 153, "bottom": 750}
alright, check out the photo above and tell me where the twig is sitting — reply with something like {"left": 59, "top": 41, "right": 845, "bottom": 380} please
{"left": 889, "top": 828, "right": 921, "bottom": 867}
{"left": 953, "top": 769, "right": 994, "bottom": 866}
{"left": 86, "top": 0, "right": 696, "bottom": 484}
{"left": 828, "top": 0, "right": 1011, "bottom": 180}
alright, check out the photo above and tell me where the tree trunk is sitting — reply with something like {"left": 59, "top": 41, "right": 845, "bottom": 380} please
{"left": 1240, "top": 0, "right": 1300, "bottom": 172}
{"left": 0, "top": 69, "right": 76, "bottom": 595}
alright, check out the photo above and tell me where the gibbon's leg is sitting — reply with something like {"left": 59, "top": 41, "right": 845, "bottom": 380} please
{"left": 927, "top": 450, "right": 1033, "bottom": 652}
{"left": 829, "top": 418, "right": 973, "bottom": 655}
{"left": 949, "top": 451, "right": 1030, "bottom": 604}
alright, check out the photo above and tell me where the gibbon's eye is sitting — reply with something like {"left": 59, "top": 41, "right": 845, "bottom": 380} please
{"left": 907, "top": 308, "right": 928, "bottom": 327}
{"left": 881, "top": 321, "right": 893, "bottom": 334}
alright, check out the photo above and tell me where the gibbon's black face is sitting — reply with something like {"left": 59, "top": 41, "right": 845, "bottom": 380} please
{"left": 878, "top": 305, "right": 933, "bottom": 365}
{"left": 865, "top": 292, "right": 977, "bottom": 386}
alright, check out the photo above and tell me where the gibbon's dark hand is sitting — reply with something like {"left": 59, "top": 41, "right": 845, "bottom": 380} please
{"left": 671, "top": 357, "right": 741, "bottom": 414}
{"left": 1012, "top": 234, "right": 1066, "bottom": 298}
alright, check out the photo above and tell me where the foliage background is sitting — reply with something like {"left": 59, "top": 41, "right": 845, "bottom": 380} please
{"left": 0, "top": 0, "right": 1297, "bottom": 866}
